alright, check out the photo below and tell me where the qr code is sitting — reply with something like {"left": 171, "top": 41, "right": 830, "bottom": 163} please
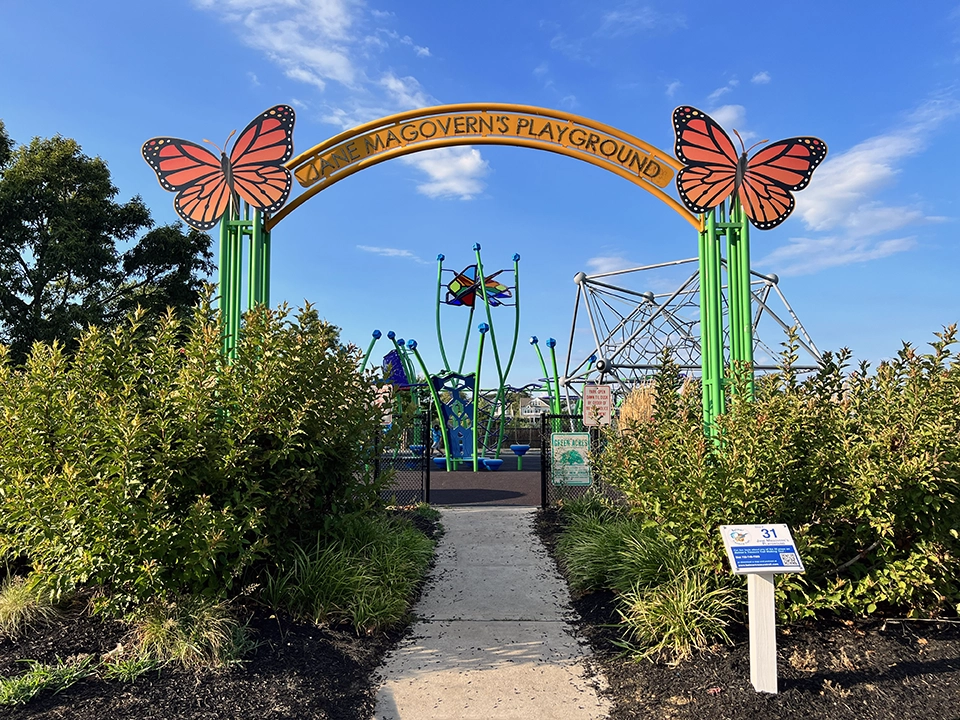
{"left": 779, "top": 552, "right": 799, "bottom": 567}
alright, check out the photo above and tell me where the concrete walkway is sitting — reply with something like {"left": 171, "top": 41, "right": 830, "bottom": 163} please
{"left": 372, "top": 507, "right": 610, "bottom": 720}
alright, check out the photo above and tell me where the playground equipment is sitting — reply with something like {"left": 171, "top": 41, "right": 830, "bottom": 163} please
{"left": 561, "top": 257, "right": 821, "bottom": 405}
{"left": 143, "top": 102, "right": 827, "bottom": 437}
{"left": 361, "top": 246, "right": 523, "bottom": 471}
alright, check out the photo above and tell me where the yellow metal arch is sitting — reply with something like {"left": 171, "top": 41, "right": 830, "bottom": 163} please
{"left": 267, "top": 102, "right": 701, "bottom": 231}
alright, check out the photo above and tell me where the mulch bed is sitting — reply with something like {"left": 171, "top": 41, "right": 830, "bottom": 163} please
{"left": 4, "top": 507, "right": 959, "bottom": 719}
{"left": 533, "top": 506, "right": 960, "bottom": 720}
{"left": 0, "top": 509, "right": 441, "bottom": 720}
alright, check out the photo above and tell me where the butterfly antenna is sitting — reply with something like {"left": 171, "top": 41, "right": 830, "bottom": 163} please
{"left": 202, "top": 138, "right": 225, "bottom": 155}
{"left": 732, "top": 128, "right": 747, "bottom": 155}
{"left": 746, "top": 138, "right": 770, "bottom": 155}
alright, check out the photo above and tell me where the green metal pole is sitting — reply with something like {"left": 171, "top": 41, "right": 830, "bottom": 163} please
{"left": 547, "top": 338, "right": 562, "bottom": 415}
{"left": 262, "top": 228, "right": 271, "bottom": 306}
{"left": 473, "top": 323, "right": 489, "bottom": 471}
{"left": 231, "top": 218, "right": 242, "bottom": 358}
{"left": 501, "top": 254, "right": 522, "bottom": 381}
{"left": 724, "top": 203, "right": 741, "bottom": 368}
{"left": 489, "top": 253, "right": 522, "bottom": 458}
{"left": 531, "top": 337, "right": 553, "bottom": 411}
{"left": 699, "top": 210, "right": 724, "bottom": 431}
{"left": 218, "top": 215, "right": 229, "bottom": 356}
{"left": 361, "top": 330, "right": 382, "bottom": 372}
{"left": 249, "top": 208, "right": 260, "bottom": 308}
{"left": 475, "top": 244, "right": 505, "bottom": 386}
{"left": 457, "top": 305, "right": 475, "bottom": 374}
{"left": 736, "top": 199, "right": 755, "bottom": 396}
{"left": 252, "top": 208, "right": 265, "bottom": 306}
{"left": 435, "top": 254, "right": 451, "bottom": 371}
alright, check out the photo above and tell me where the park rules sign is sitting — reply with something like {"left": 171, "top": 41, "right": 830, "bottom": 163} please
{"left": 551, "top": 432, "right": 592, "bottom": 486}
{"left": 582, "top": 384, "right": 613, "bottom": 426}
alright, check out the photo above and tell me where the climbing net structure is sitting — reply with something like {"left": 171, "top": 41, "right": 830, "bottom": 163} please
{"left": 562, "top": 257, "right": 821, "bottom": 400}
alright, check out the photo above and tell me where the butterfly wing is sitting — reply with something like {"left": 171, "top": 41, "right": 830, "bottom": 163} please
{"left": 142, "top": 138, "right": 231, "bottom": 231}
{"left": 739, "top": 137, "right": 827, "bottom": 230}
{"left": 673, "top": 106, "right": 740, "bottom": 214}
{"left": 229, "top": 104, "right": 296, "bottom": 213}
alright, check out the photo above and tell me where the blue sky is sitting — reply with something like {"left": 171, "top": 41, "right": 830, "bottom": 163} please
{"left": 2, "top": 1, "right": 959, "bottom": 386}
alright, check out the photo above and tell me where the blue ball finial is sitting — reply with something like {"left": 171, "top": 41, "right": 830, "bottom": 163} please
{"left": 407, "top": 339, "right": 417, "bottom": 349}
{"left": 437, "top": 253, "right": 445, "bottom": 261}
{"left": 478, "top": 323, "right": 490, "bottom": 333}
{"left": 546, "top": 338, "right": 557, "bottom": 348}
{"left": 397, "top": 338, "right": 405, "bottom": 347}
{"left": 387, "top": 330, "right": 396, "bottom": 340}
{"left": 513, "top": 253, "right": 521, "bottom": 262}
{"left": 529, "top": 336, "right": 539, "bottom": 345}
{"left": 589, "top": 354, "right": 597, "bottom": 363}
{"left": 372, "top": 329, "right": 382, "bottom": 339}
{"left": 473, "top": 242, "right": 481, "bottom": 251}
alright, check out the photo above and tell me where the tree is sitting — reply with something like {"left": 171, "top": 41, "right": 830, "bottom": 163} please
{"left": 0, "top": 127, "right": 215, "bottom": 361}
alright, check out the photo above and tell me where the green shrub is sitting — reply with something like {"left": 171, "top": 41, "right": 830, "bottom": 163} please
{"left": 596, "top": 328, "right": 960, "bottom": 620}
{"left": 0, "top": 655, "right": 97, "bottom": 706}
{"left": 263, "top": 513, "right": 435, "bottom": 634}
{"left": 125, "top": 596, "right": 248, "bottom": 668}
{"left": 617, "top": 570, "right": 737, "bottom": 664}
{"left": 0, "top": 296, "right": 385, "bottom": 608}
{"left": 0, "top": 576, "right": 57, "bottom": 639}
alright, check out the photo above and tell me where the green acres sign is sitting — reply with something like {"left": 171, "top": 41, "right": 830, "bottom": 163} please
{"left": 550, "top": 432, "right": 592, "bottom": 486}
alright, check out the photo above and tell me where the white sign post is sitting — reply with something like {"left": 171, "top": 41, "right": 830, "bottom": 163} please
{"left": 719, "top": 523, "right": 804, "bottom": 695}
{"left": 582, "top": 384, "right": 612, "bottom": 426}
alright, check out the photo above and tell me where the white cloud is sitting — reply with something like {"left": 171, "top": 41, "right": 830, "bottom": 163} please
{"left": 586, "top": 256, "right": 637, "bottom": 274}
{"left": 401, "top": 148, "right": 490, "bottom": 200}
{"left": 796, "top": 97, "right": 959, "bottom": 232}
{"left": 702, "top": 104, "right": 756, "bottom": 145}
{"left": 194, "top": 0, "right": 361, "bottom": 88}
{"left": 597, "top": 2, "right": 685, "bottom": 37}
{"left": 758, "top": 96, "right": 959, "bottom": 276}
{"left": 707, "top": 77, "right": 739, "bottom": 102}
{"left": 751, "top": 71, "right": 771, "bottom": 84}
{"left": 247, "top": 71, "right": 260, "bottom": 86}
{"left": 356, "top": 245, "right": 430, "bottom": 263}
{"left": 534, "top": 62, "right": 549, "bottom": 77}
{"left": 708, "top": 86, "right": 731, "bottom": 101}
{"left": 759, "top": 236, "right": 916, "bottom": 276}
{"left": 665, "top": 80, "right": 681, "bottom": 97}
{"left": 195, "top": 0, "right": 491, "bottom": 200}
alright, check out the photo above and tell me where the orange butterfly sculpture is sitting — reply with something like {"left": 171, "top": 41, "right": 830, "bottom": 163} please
{"left": 142, "top": 105, "right": 296, "bottom": 231}
{"left": 672, "top": 106, "right": 827, "bottom": 230}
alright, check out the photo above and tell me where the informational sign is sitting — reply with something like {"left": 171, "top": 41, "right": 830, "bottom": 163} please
{"left": 720, "top": 524, "right": 804, "bottom": 575}
{"left": 550, "top": 432, "right": 592, "bottom": 486}
{"left": 582, "top": 384, "right": 612, "bottom": 426}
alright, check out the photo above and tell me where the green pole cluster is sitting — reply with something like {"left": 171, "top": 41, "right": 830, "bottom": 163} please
{"left": 217, "top": 203, "right": 271, "bottom": 360}
{"left": 698, "top": 199, "right": 757, "bottom": 432}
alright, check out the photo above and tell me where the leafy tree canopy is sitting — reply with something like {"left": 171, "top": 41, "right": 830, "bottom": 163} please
{"left": 0, "top": 124, "right": 214, "bottom": 361}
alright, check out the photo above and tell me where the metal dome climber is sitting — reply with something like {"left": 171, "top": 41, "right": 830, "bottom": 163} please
{"left": 561, "top": 257, "right": 821, "bottom": 403}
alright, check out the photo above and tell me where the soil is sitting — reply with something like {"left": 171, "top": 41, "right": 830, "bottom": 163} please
{"left": 533, "top": 506, "right": 960, "bottom": 720}
{"left": 3, "top": 507, "right": 959, "bottom": 720}
{"left": 0, "top": 510, "right": 442, "bottom": 720}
